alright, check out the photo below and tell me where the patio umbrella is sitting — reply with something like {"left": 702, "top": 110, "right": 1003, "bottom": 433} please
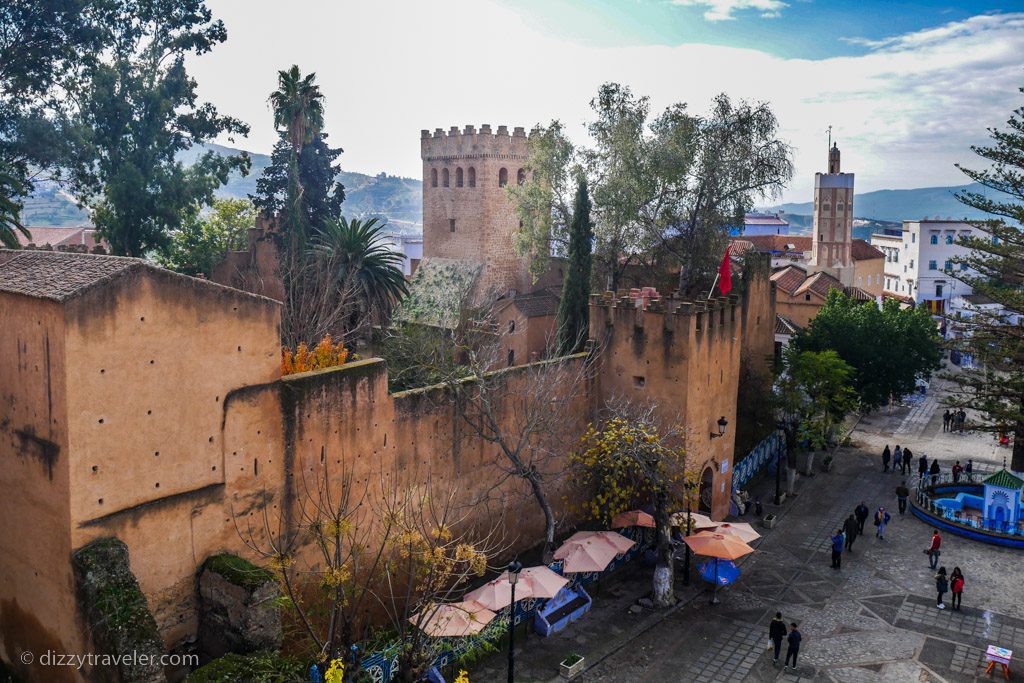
{"left": 410, "top": 600, "right": 496, "bottom": 637}
{"left": 669, "top": 511, "right": 717, "bottom": 532}
{"left": 713, "top": 522, "right": 761, "bottom": 544}
{"left": 554, "top": 531, "right": 634, "bottom": 573}
{"left": 611, "top": 509, "right": 656, "bottom": 529}
{"left": 698, "top": 558, "right": 740, "bottom": 586}
{"left": 682, "top": 531, "right": 754, "bottom": 561}
{"left": 464, "top": 577, "right": 514, "bottom": 611}
{"left": 498, "top": 565, "right": 569, "bottom": 600}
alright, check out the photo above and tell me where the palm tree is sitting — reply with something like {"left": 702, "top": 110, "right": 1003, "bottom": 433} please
{"left": 309, "top": 217, "right": 409, "bottom": 337}
{"left": 269, "top": 65, "right": 324, "bottom": 154}
{"left": 0, "top": 168, "right": 29, "bottom": 249}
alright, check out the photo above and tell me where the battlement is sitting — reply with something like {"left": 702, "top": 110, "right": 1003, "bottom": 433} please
{"left": 589, "top": 288, "right": 741, "bottom": 342}
{"left": 421, "top": 123, "right": 530, "bottom": 161}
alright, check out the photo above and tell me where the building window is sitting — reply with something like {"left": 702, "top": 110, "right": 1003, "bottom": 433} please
{"left": 456, "top": 167, "right": 464, "bottom": 187}
{"left": 894, "top": 251, "right": 899, "bottom": 263}
{"left": 507, "top": 349, "right": 515, "bottom": 366}
{"left": 960, "top": 262, "right": 967, "bottom": 271}
{"left": 517, "top": 168, "right": 526, "bottom": 185}
{"left": 928, "top": 260, "right": 937, "bottom": 270}
{"left": 936, "top": 284, "right": 944, "bottom": 298}
{"left": 946, "top": 234, "right": 954, "bottom": 245}
{"left": 498, "top": 168, "right": 508, "bottom": 187}
{"left": 823, "top": 204, "right": 831, "bottom": 212}
{"left": 930, "top": 234, "right": 938, "bottom": 245}
{"left": 431, "top": 168, "right": 438, "bottom": 188}
{"left": 857, "top": 276, "right": 862, "bottom": 286}
{"left": 508, "top": 319, "right": 515, "bottom": 334}
{"left": 837, "top": 202, "right": 845, "bottom": 212}
{"left": 449, "top": 218, "right": 456, "bottom": 233}
{"left": 633, "top": 375, "right": 646, "bottom": 388}
{"left": 910, "top": 259, "right": 914, "bottom": 269}
{"left": 442, "top": 168, "right": 450, "bottom": 187}
{"left": 804, "top": 294, "right": 811, "bottom": 301}
{"left": 944, "top": 259, "right": 952, "bottom": 271}
{"left": 468, "top": 167, "right": 476, "bottom": 187}
{"left": 912, "top": 233, "right": 916, "bottom": 243}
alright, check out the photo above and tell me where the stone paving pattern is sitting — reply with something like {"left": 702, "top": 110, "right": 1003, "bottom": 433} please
{"left": 471, "top": 375, "right": 1024, "bottom": 682}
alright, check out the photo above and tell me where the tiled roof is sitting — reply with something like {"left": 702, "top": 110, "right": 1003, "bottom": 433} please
{"left": 984, "top": 469, "right": 1024, "bottom": 490}
{"left": 17, "top": 226, "right": 104, "bottom": 250}
{"left": 0, "top": 249, "right": 143, "bottom": 302}
{"left": 770, "top": 265, "right": 809, "bottom": 295}
{"left": 511, "top": 290, "right": 560, "bottom": 318}
{"left": 795, "top": 270, "right": 844, "bottom": 299}
{"left": 844, "top": 286, "right": 874, "bottom": 301}
{"left": 775, "top": 314, "right": 802, "bottom": 336}
{"left": 851, "top": 239, "right": 884, "bottom": 261}
{"left": 742, "top": 235, "right": 811, "bottom": 254}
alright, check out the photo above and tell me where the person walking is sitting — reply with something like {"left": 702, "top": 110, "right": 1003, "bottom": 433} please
{"left": 952, "top": 460, "right": 963, "bottom": 484}
{"left": 875, "top": 507, "right": 891, "bottom": 540}
{"left": 844, "top": 513, "right": 859, "bottom": 551}
{"left": 893, "top": 445, "right": 903, "bottom": 472}
{"left": 855, "top": 502, "right": 869, "bottom": 534}
{"left": 903, "top": 447, "right": 913, "bottom": 475}
{"left": 965, "top": 459, "right": 974, "bottom": 482}
{"left": 830, "top": 529, "right": 844, "bottom": 569}
{"left": 935, "top": 567, "right": 949, "bottom": 609}
{"left": 919, "top": 454, "right": 929, "bottom": 485}
{"left": 930, "top": 459, "right": 941, "bottom": 486}
{"left": 943, "top": 409, "right": 951, "bottom": 432}
{"left": 784, "top": 623, "right": 802, "bottom": 671}
{"left": 958, "top": 409, "right": 967, "bottom": 433}
{"left": 769, "top": 612, "right": 787, "bottom": 665}
{"left": 896, "top": 481, "right": 910, "bottom": 515}
{"left": 950, "top": 567, "right": 965, "bottom": 611}
{"left": 882, "top": 445, "right": 892, "bottom": 473}
{"left": 927, "top": 529, "right": 942, "bottom": 569}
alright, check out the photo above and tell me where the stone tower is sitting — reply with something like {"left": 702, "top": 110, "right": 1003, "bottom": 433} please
{"left": 811, "top": 142, "right": 855, "bottom": 268}
{"left": 421, "top": 125, "right": 531, "bottom": 298}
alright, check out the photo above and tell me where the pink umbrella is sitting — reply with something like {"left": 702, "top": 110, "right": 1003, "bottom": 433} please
{"left": 499, "top": 565, "right": 569, "bottom": 599}
{"left": 713, "top": 522, "right": 761, "bottom": 544}
{"left": 554, "top": 531, "right": 635, "bottom": 573}
{"left": 410, "top": 600, "right": 496, "bottom": 637}
{"left": 464, "top": 578, "right": 513, "bottom": 611}
{"left": 611, "top": 510, "right": 656, "bottom": 529}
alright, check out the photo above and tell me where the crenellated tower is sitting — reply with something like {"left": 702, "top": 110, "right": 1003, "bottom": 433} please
{"left": 421, "top": 124, "right": 531, "bottom": 298}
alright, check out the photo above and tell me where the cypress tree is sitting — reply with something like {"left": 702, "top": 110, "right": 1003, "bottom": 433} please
{"left": 557, "top": 177, "right": 593, "bottom": 355}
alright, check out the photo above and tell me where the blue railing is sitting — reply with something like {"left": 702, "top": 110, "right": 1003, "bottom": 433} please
{"left": 732, "top": 430, "right": 785, "bottom": 493}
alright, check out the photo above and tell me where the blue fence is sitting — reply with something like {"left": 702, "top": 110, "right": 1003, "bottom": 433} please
{"left": 732, "top": 430, "right": 785, "bottom": 493}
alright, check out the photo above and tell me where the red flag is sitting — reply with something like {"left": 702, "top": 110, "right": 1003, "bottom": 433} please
{"left": 717, "top": 245, "right": 732, "bottom": 296}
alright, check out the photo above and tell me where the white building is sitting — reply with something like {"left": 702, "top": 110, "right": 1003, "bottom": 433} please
{"left": 870, "top": 220, "right": 977, "bottom": 314}
{"left": 740, "top": 212, "right": 789, "bottom": 236}
{"left": 379, "top": 232, "right": 424, "bottom": 276}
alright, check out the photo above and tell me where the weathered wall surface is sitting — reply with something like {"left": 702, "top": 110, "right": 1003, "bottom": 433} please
{"left": 0, "top": 293, "right": 79, "bottom": 681}
{"left": 589, "top": 292, "right": 743, "bottom": 521}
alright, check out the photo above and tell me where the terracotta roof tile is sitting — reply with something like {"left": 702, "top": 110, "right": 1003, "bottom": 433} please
{"left": 0, "top": 249, "right": 142, "bottom": 301}
{"left": 795, "top": 270, "right": 843, "bottom": 299}
{"left": 851, "top": 239, "right": 884, "bottom": 261}
{"left": 770, "top": 265, "right": 809, "bottom": 295}
{"left": 775, "top": 314, "right": 802, "bottom": 335}
{"left": 512, "top": 291, "right": 560, "bottom": 318}
{"left": 741, "top": 235, "right": 811, "bottom": 254}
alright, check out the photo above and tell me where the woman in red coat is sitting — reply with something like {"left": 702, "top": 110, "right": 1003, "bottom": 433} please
{"left": 950, "top": 567, "right": 965, "bottom": 611}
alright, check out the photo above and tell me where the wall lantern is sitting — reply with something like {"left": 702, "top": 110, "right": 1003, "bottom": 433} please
{"left": 710, "top": 416, "right": 728, "bottom": 439}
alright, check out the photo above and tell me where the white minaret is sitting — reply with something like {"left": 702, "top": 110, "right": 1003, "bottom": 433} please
{"left": 810, "top": 142, "right": 855, "bottom": 268}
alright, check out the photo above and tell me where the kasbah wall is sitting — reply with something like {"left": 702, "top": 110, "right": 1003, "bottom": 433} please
{"left": 0, "top": 137, "right": 775, "bottom": 683}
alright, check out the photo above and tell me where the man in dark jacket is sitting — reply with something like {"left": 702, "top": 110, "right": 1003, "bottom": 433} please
{"left": 769, "top": 612, "right": 787, "bottom": 665}
{"left": 882, "top": 444, "right": 891, "bottom": 472}
{"left": 902, "top": 447, "right": 913, "bottom": 474}
{"left": 930, "top": 459, "right": 941, "bottom": 486}
{"left": 855, "top": 502, "right": 869, "bottom": 534}
{"left": 785, "top": 623, "right": 802, "bottom": 670}
{"left": 919, "top": 454, "right": 929, "bottom": 483}
{"left": 844, "top": 513, "right": 859, "bottom": 551}
{"left": 896, "top": 481, "right": 910, "bottom": 514}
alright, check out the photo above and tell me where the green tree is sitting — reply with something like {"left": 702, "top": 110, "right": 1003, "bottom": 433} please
{"left": 252, "top": 132, "right": 345, "bottom": 236}
{"left": 159, "top": 198, "right": 256, "bottom": 276}
{"left": 0, "top": 0, "right": 106, "bottom": 245}
{"left": 64, "top": 0, "right": 249, "bottom": 256}
{"left": 795, "top": 290, "right": 942, "bottom": 410}
{"left": 946, "top": 85, "right": 1024, "bottom": 470}
{"left": 296, "top": 217, "right": 408, "bottom": 345}
{"left": 556, "top": 177, "right": 593, "bottom": 355}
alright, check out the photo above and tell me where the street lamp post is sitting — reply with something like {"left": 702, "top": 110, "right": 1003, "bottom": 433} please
{"left": 507, "top": 560, "right": 522, "bottom": 683}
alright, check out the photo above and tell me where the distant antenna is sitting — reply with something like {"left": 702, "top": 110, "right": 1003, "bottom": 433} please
{"left": 827, "top": 124, "right": 833, "bottom": 151}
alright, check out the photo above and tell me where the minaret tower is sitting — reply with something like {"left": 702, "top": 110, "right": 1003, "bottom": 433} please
{"left": 810, "top": 141, "right": 855, "bottom": 268}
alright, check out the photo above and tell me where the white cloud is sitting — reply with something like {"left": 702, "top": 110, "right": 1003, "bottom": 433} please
{"left": 670, "top": 0, "right": 788, "bottom": 21}
{"left": 191, "top": 2, "right": 1024, "bottom": 203}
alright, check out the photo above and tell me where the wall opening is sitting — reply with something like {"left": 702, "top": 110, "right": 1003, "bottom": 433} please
{"left": 468, "top": 167, "right": 476, "bottom": 187}
{"left": 517, "top": 168, "right": 526, "bottom": 185}
{"left": 456, "top": 167, "right": 464, "bottom": 187}
{"left": 498, "top": 168, "right": 508, "bottom": 187}
{"left": 442, "top": 168, "right": 450, "bottom": 187}
{"left": 431, "top": 168, "right": 438, "bottom": 188}
{"left": 449, "top": 218, "right": 456, "bottom": 233}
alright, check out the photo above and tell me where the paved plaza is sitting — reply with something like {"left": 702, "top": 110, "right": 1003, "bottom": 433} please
{"left": 471, "top": 377, "right": 1024, "bottom": 682}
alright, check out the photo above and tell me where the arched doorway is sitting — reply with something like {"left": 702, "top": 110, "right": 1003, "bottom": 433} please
{"left": 698, "top": 466, "right": 714, "bottom": 513}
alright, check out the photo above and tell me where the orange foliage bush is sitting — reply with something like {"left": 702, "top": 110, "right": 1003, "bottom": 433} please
{"left": 281, "top": 334, "right": 351, "bottom": 375}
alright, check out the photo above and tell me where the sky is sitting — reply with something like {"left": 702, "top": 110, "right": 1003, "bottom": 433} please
{"left": 192, "top": 0, "right": 1024, "bottom": 203}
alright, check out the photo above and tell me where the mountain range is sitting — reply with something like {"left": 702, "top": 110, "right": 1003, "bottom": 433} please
{"left": 767, "top": 182, "right": 1002, "bottom": 224}
{"left": 18, "top": 144, "right": 1005, "bottom": 234}
{"left": 20, "top": 143, "right": 424, "bottom": 232}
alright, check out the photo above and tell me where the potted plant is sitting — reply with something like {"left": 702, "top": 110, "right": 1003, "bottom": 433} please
{"left": 560, "top": 653, "right": 585, "bottom": 679}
